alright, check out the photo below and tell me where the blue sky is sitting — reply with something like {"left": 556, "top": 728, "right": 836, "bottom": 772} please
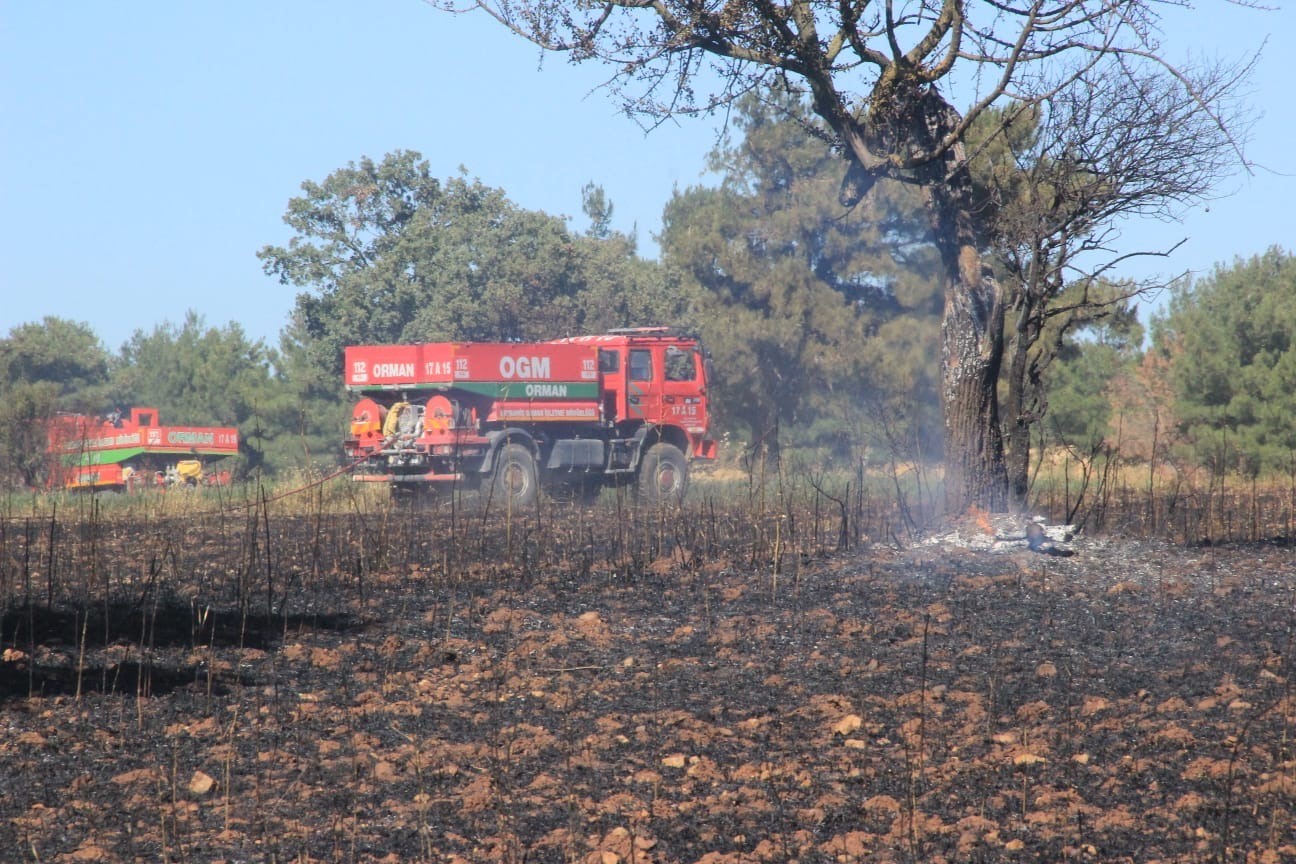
{"left": 2, "top": 2, "right": 1292, "bottom": 352}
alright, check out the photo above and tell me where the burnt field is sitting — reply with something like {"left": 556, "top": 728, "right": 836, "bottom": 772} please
{"left": 1, "top": 489, "right": 1294, "bottom": 863}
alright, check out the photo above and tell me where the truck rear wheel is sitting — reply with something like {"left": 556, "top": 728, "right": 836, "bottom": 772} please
{"left": 491, "top": 443, "right": 538, "bottom": 510}
{"left": 638, "top": 443, "right": 688, "bottom": 504}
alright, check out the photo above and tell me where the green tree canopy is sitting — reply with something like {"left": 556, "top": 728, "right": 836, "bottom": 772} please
{"left": 261, "top": 151, "right": 679, "bottom": 359}
{"left": 0, "top": 317, "right": 112, "bottom": 488}
{"left": 0, "top": 317, "right": 112, "bottom": 405}
{"left": 1152, "top": 247, "right": 1296, "bottom": 474}
{"left": 659, "top": 91, "right": 943, "bottom": 463}
{"left": 116, "top": 312, "right": 289, "bottom": 476}
{"left": 1042, "top": 301, "right": 1144, "bottom": 451}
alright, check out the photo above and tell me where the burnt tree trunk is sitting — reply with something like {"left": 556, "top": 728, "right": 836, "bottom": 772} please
{"left": 937, "top": 221, "right": 1008, "bottom": 514}
{"left": 839, "top": 85, "right": 1010, "bottom": 514}
{"left": 1002, "top": 287, "right": 1045, "bottom": 511}
{"left": 1002, "top": 327, "right": 1034, "bottom": 510}
{"left": 927, "top": 102, "right": 1009, "bottom": 514}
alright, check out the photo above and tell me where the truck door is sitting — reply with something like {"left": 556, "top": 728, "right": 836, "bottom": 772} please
{"left": 661, "top": 344, "right": 705, "bottom": 429}
{"left": 626, "top": 347, "right": 661, "bottom": 422}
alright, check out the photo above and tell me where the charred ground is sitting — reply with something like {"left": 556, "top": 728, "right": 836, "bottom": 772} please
{"left": 0, "top": 493, "right": 1294, "bottom": 863}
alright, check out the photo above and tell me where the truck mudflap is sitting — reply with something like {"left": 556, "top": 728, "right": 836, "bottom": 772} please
{"left": 693, "top": 437, "right": 718, "bottom": 460}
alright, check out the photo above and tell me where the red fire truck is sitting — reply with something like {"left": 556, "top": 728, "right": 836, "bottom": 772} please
{"left": 46, "top": 407, "right": 239, "bottom": 491}
{"left": 343, "top": 328, "right": 715, "bottom": 506}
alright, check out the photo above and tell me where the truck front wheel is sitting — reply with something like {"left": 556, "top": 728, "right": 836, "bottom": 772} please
{"left": 638, "top": 443, "right": 688, "bottom": 504}
{"left": 491, "top": 443, "right": 538, "bottom": 510}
